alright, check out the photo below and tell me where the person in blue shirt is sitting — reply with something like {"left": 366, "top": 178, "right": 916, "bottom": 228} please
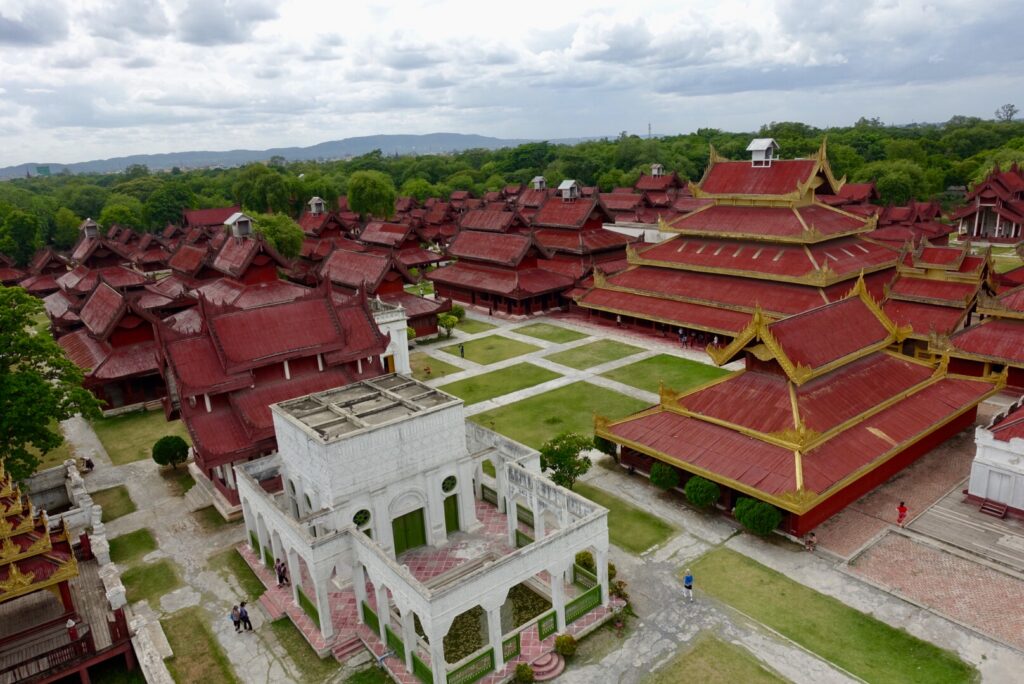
{"left": 683, "top": 569, "right": 694, "bottom": 602}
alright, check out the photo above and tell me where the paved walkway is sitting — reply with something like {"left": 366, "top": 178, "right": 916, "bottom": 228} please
{"left": 63, "top": 417, "right": 356, "bottom": 683}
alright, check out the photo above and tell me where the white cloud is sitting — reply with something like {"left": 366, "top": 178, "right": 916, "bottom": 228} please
{"left": 0, "top": 0, "right": 1021, "bottom": 166}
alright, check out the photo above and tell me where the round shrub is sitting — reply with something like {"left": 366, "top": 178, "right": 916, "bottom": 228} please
{"left": 152, "top": 435, "right": 189, "bottom": 469}
{"left": 514, "top": 663, "right": 535, "bottom": 683}
{"left": 734, "top": 497, "right": 783, "bottom": 536}
{"left": 554, "top": 633, "right": 577, "bottom": 658}
{"left": 450, "top": 304, "right": 466, "bottom": 321}
{"left": 649, "top": 462, "right": 680, "bottom": 491}
{"left": 574, "top": 550, "right": 595, "bottom": 573}
{"left": 593, "top": 435, "right": 617, "bottom": 457}
{"left": 684, "top": 476, "right": 720, "bottom": 509}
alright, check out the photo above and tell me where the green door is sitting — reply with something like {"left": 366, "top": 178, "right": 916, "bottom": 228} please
{"left": 444, "top": 494, "right": 459, "bottom": 535}
{"left": 392, "top": 508, "right": 426, "bottom": 555}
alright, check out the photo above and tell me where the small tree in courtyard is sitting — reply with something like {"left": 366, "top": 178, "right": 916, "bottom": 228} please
{"left": 438, "top": 313, "right": 458, "bottom": 338}
{"left": 540, "top": 432, "right": 593, "bottom": 490}
{"left": 152, "top": 435, "right": 189, "bottom": 469}
{"left": 554, "top": 633, "right": 578, "bottom": 657}
{"left": 450, "top": 304, "right": 466, "bottom": 321}
{"left": 684, "top": 475, "right": 720, "bottom": 509}
{"left": 649, "top": 462, "right": 680, "bottom": 491}
{"left": 734, "top": 497, "right": 783, "bottom": 536}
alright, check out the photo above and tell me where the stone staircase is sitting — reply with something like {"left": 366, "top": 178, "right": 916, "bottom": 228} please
{"left": 980, "top": 499, "right": 1009, "bottom": 519}
{"left": 331, "top": 633, "right": 365, "bottom": 662}
{"left": 530, "top": 652, "right": 565, "bottom": 681}
{"left": 182, "top": 477, "right": 212, "bottom": 512}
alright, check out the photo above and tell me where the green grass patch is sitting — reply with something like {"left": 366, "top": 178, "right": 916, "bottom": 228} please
{"left": 441, "top": 334, "right": 540, "bottom": 365}
{"left": 29, "top": 420, "right": 76, "bottom": 473}
{"left": 545, "top": 339, "right": 644, "bottom": 370}
{"left": 93, "top": 410, "right": 192, "bottom": 466}
{"left": 193, "top": 506, "right": 238, "bottom": 532}
{"left": 456, "top": 318, "right": 497, "bottom": 334}
{"left": 92, "top": 485, "right": 136, "bottom": 522}
{"left": 438, "top": 363, "right": 561, "bottom": 405}
{"left": 644, "top": 635, "right": 786, "bottom": 684}
{"left": 270, "top": 618, "right": 340, "bottom": 681}
{"left": 162, "top": 607, "right": 239, "bottom": 684}
{"left": 512, "top": 322, "right": 588, "bottom": 344}
{"left": 122, "top": 560, "right": 182, "bottom": 605}
{"left": 409, "top": 351, "right": 463, "bottom": 382}
{"left": 470, "top": 381, "right": 648, "bottom": 449}
{"left": 404, "top": 280, "right": 435, "bottom": 296}
{"left": 690, "top": 548, "right": 976, "bottom": 684}
{"left": 209, "top": 548, "right": 266, "bottom": 599}
{"left": 346, "top": 667, "right": 393, "bottom": 684}
{"left": 109, "top": 528, "right": 157, "bottom": 565}
{"left": 602, "top": 354, "right": 730, "bottom": 394}
{"left": 160, "top": 467, "right": 195, "bottom": 496}
{"left": 574, "top": 482, "right": 676, "bottom": 554}
{"left": 296, "top": 585, "right": 320, "bottom": 624}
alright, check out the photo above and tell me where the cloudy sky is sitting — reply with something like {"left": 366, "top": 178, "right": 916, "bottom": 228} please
{"left": 0, "top": 0, "right": 1021, "bottom": 167}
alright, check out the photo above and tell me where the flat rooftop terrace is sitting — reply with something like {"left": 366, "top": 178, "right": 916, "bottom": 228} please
{"left": 273, "top": 374, "right": 460, "bottom": 442}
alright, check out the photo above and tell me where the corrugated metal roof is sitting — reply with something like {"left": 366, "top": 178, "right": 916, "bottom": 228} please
{"left": 577, "top": 287, "right": 752, "bottom": 334}
{"left": 79, "top": 283, "right": 125, "bottom": 339}
{"left": 701, "top": 159, "right": 817, "bottom": 196}
{"left": 882, "top": 300, "right": 966, "bottom": 336}
{"left": 447, "top": 230, "right": 532, "bottom": 266}
{"left": 951, "top": 318, "right": 1024, "bottom": 363}
{"left": 768, "top": 296, "right": 890, "bottom": 370}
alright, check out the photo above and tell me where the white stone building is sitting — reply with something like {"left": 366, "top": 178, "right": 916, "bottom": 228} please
{"left": 968, "top": 397, "right": 1024, "bottom": 517}
{"left": 236, "top": 375, "right": 611, "bottom": 683}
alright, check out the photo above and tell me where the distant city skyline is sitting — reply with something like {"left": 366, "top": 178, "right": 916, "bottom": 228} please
{"left": 0, "top": 0, "right": 1021, "bottom": 167}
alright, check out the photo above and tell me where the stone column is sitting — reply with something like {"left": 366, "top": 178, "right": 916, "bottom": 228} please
{"left": 485, "top": 603, "right": 504, "bottom": 670}
{"left": 286, "top": 549, "right": 300, "bottom": 606}
{"left": 532, "top": 501, "right": 546, "bottom": 539}
{"left": 505, "top": 498, "right": 519, "bottom": 547}
{"left": 427, "top": 616, "right": 454, "bottom": 684}
{"left": 374, "top": 584, "right": 389, "bottom": 642}
{"left": 458, "top": 459, "right": 480, "bottom": 530}
{"left": 370, "top": 489, "right": 393, "bottom": 555}
{"left": 596, "top": 546, "right": 610, "bottom": 607}
{"left": 312, "top": 564, "right": 334, "bottom": 640}
{"left": 352, "top": 562, "right": 368, "bottom": 622}
{"left": 241, "top": 501, "right": 256, "bottom": 553}
{"left": 494, "top": 459, "right": 507, "bottom": 512}
{"left": 256, "top": 519, "right": 270, "bottom": 565}
{"left": 549, "top": 564, "right": 566, "bottom": 632}
{"left": 400, "top": 607, "right": 416, "bottom": 672}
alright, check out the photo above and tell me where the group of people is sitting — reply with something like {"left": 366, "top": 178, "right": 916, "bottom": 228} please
{"left": 677, "top": 328, "right": 720, "bottom": 350}
{"left": 230, "top": 602, "right": 252, "bottom": 633}
{"left": 275, "top": 557, "right": 291, "bottom": 587}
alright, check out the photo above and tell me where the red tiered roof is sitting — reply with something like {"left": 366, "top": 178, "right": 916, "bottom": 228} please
{"left": 446, "top": 231, "right": 539, "bottom": 266}
{"left": 428, "top": 262, "right": 572, "bottom": 297}
{"left": 530, "top": 196, "right": 613, "bottom": 229}
{"left": 950, "top": 318, "right": 1024, "bottom": 364}
{"left": 360, "top": 222, "right": 414, "bottom": 247}
{"left": 668, "top": 204, "right": 867, "bottom": 241}
{"left": 183, "top": 205, "right": 241, "bottom": 228}
{"left": 700, "top": 159, "right": 818, "bottom": 196}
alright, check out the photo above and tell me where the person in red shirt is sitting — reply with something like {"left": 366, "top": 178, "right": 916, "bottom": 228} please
{"left": 897, "top": 501, "right": 908, "bottom": 527}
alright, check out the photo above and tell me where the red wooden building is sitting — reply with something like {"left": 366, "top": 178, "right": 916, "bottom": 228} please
{"left": 318, "top": 247, "right": 450, "bottom": 339}
{"left": 598, "top": 280, "right": 998, "bottom": 535}
{"left": 574, "top": 140, "right": 897, "bottom": 341}
{"left": 941, "top": 283, "right": 1024, "bottom": 390}
{"left": 0, "top": 463, "right": 136, "bottom": 684}
{"left": 156, "top": 285, "right": 390, "bottom": 512}
{"left": 881, "top": 241, "right": 993, "bottom": 351}
{"left": 951, "top": 164, "right": 1024, "bottom": 243}
{"left": 19, "top": 249, "right": 72, "bottom": 297}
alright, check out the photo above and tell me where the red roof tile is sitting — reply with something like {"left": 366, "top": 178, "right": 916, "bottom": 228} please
{"left": 530, "top": 197, "right": 613, "bottom": 229}
{"left": 447, "top": 230, "right": 534, "bottom": 266}
{"left": 379, "top": 291, "right": 449, "bottom": 319}
{"left": 534, "top": 228, "right": 633, "bottom": 255}
{"left": 988, "top": 402, "right": 1024, "bottom": 442}
{"left": 396, "top": 246, "right": 443, "bottom": 268}
{"left": 951, "top": 318, "right": 1024, "bottom": 363}
{"left": 888, "top": 277, "right": 977, "bottom": 306}
{"left": 458, "top": 209, "right": 520, "bottom": 232}
{"left": 882, "top": 300, "right": 966, "bottom": 336}
{"left": 768, "top": 296, "right": 889, "bottom": 370}
{"left": 79, "top": 283, "right": 125, "bottom": 339}
{"left": 183, "top": 206, "right": 241, "bottom": 228}
{"left": 668, "top": 204, "right": 867, "bottom": 240}
{"left": 700, "top": 159, "right": 818, "bottom": 196}
{"left": 168, "top": 244, "right": 209, "bottom": 275}
{"left": 360, "top": 222, "right": 412, "bottom": 247}
{"left": 576, "top": 288, "right": 752, "bottom": 334}
{"left": 428, "top": 262, "right": 573, "bottom": 297}
{"left": 320, "top": 249, "right": 394, "bottom": 291}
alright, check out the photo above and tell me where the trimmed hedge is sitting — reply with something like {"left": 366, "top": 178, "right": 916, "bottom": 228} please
{"left": 734, "top": 498, "right": 783, "bottom": 536}
{"left": 684, "top": 476, "right": 720, "bottom": 509}
{"left": 649, "top": 462, "right": 680, "bottom": 490}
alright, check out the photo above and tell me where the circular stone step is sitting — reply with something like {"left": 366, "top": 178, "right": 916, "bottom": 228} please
{"left": 531, "top": 652, "right": 565, "bottom": 681}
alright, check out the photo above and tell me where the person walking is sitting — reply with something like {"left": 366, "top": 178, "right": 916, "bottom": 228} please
{"left": 805, "top": 532, "right": 817, "bottom": 552}
{"left": 897, "top": 501, "right": 908, "bottom": 527}
{"left": 274, "top": 558, "right": 285, "bottom": 586}
{"left": 459, "top": 343, "right": 465, "bottom": 359}
{"left": 230, "top": 605, "right": 241, "bottom": 633}
{"left": 239, "top": 601, "right": 253, "bottom": 631}
{"left": 683, "top": 569, "right": 694, "bottom": 602}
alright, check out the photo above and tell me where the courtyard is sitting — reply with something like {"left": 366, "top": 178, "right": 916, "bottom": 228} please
{"left": 42, "top": 312, "right": 1024, "bottom": 683}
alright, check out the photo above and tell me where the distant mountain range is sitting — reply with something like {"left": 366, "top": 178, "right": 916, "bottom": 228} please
{"left": 0, "top": 132, "right": 591, "bottom": 180}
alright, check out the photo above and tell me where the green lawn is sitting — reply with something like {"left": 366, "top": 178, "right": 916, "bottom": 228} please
{"left": 645, "top": 635, "right": 787, "bottom": 684}
{"left": 209, "top": 548, "right": 266, "bottom": 599}
{"left": 162, "top": 607, "right": 239, "bottom": 684}
{"left": 574, "top": 482, "right": 676, "bottom": 554}
{"left": 438, "top": 363, "right": 561, "bottom": 405}
{"left": 109, "top": 529, "right": 157, "bottom": 565}
{"left": 31, "top": 421, "right": 77, "bottom": 473}
{"left": 93, "top": 410, "right": 192, "bottom": 466}
{"left": 457, "top": 318, "right": 497, "bottom": 334}
{"left": 512, "top": 322, "right": 588, "bottom": 344}
{"left": 270, "top": 618, "right": 340, "bottom": 681}
{"left": 545, "top": 339, "right": 644, "bottom": 370}
{"left": 404, "top": 281, "right": 435, "bottom": 296}
{"left": 193, "top": 506, "right": 239, "bottom": 532}
{"left": 602, "top": 354, "right": 730, "bottom": 394}
{"left": 92, "top": 485, "right": 136, "bottom": 522}
{"left": 346, "top": 667, "right": 392, "bottom": 684}
{"left": 470, "top": 381, "right": 649, "bottom": 449}
{"left": 690, "top": 549, "right": 976, "bottom": 684}
{"left": 409, "top": 352, "right": 463, "bottom": 382}
{"left": 161, "top": 467, "right": 195, "bottom": 496}
{"left": 441, "top": 335, "right": 540, "bottom": 365}
{"left": 122, "top": 560, "right": 182, "bottom": 605}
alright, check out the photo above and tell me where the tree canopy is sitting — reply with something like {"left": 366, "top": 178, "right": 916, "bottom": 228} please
{"left": 253, "top": 212, "right": 304, "bottom": 258}
{"left": 0, "top": 286, "right": 101, "bottom": 479}
{"left": 348, "top": 170, "right": 396, "bottom": 219}
{"left": 539, "top": 432, "right": 594, "bottom": 490}
{"left": 0, "top": 210, "right": 42, "bottom": 266}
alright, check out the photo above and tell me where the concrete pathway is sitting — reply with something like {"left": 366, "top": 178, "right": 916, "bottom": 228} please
{"left": 63, "top": 417, "right": 358, "bottom": 683}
